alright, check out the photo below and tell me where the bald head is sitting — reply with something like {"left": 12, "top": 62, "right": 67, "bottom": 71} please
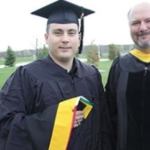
{"left": 128, "top": 2, "right": 150, "bottom": 51}
{"left": 128, "top": 2, "right": 150, "bottom": 23}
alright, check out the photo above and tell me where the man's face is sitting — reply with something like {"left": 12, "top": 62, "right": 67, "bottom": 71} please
{"left": 129, "top": 4, "right": 150, "bottom": 50}
{"left": 45, "top": 23, "right": 80, "bottom": 63}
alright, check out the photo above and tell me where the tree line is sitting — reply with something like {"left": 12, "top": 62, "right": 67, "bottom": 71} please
{"left": 2, "top": 43, "right": 134, "bottom": 67}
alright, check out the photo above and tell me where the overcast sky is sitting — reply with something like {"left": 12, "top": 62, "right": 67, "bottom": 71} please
{"left": 0, "top": 0, "right": 148, "bottom": 52}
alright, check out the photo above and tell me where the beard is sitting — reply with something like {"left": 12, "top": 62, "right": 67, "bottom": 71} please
{"left": 135, "top": 39, "right": 150, "bottom": 49}
{"left": 135, "top": 31, "right": 150, "bottom": 49}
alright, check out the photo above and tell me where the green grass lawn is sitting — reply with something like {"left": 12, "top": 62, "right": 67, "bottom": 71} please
{"left": 98, "top": 60, "right": 112, "bottom": 86}
{"left": 0, "top": 67, "right": 17, "bottom": 90}
{"left": 0, "top": 57, "right": 34, "bottom": 65}
{"left": 0, "top": 59, "right": 5, "bottom": 65}
{"left": 0, "top": 60, "right": 112, "bottom": 90}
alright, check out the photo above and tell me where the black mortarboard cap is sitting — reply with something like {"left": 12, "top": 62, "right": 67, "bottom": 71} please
{"left": 31, "top": 0, "right": 95, "bottom": 53}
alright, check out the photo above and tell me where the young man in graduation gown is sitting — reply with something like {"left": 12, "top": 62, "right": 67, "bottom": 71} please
{"left": 0, "top": 0, "right": 107, "bottom": 150}
{"left": 105, "top": 2, "right": 150, "bottom": 150}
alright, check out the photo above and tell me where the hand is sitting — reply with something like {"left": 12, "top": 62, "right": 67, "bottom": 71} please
{"left": 73, "top": 110, "right": 84, "bottom": 128}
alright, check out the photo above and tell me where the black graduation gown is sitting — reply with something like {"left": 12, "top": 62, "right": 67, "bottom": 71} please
{"left": 105, "top": 53, "right": 150, "bottom": 150}
{"left": 0, "top": 56, "right": 105, "bottom": 150}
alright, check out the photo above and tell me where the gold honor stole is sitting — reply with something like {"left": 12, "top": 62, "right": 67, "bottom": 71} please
{"left": 130, "top": 49, "right": 150, "bottom": 63}
{"left": 48, "top": 96, "right": 93, "bottom": 150}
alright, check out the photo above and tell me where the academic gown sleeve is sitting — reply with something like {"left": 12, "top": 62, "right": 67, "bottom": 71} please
{"left": 0, "top": 66, "right": 73, "bottom": 150}
{"left": 93, "top": 67, "right": 106, "bottom": 149}
{"left": 0, "top": 66, "right": 35, "bottom": 150}
{"left": 104, "top": 57, "right": 121, "bottom": 150}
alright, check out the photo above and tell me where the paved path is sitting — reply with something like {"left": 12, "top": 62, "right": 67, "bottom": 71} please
{"left": 0, "top": 62, "right": 31, "bottom": 69}
{"left": 79, "top": 58, "right": 109, "bottom": 62}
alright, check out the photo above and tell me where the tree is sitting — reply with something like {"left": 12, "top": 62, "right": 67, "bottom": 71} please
{"left": 85, "top": 44, "right": 100, "bottom": 67}
{"left": 37, "top": 45, "right": 49, "bottom": 60}
{"left": 5, "top": 46, "right": 16, "bottom": 67}
{"left": 108, "top": 44, "right": 120, "bottom": 60}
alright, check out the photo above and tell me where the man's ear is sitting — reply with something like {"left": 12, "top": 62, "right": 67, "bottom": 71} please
{"left": 78, "top": 33, "right": 81, "bottom": 46}
{"left": 79, "top": 33, "right": 81, "bottom": 41}
{"left": 44, "top": 33, "right": 49, "bottom": 44}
